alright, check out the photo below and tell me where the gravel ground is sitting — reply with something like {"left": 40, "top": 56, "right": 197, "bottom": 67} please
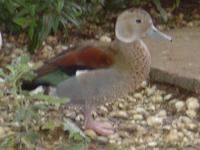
{"left": 0, "top": 35, "right": 199, "bottom": 149}
{"left": 64, "top": 81, "right": 198, "bottom": 150}
{"left": 0, "top": 81, "right": 199, "bottom": 149}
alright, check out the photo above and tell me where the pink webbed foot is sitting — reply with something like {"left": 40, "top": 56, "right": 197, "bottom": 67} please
{"left": 84, "top": 106, "right": 115, "bottom": 136}
{"left": 84, "top": 120, "right": 115, "bottom": 136}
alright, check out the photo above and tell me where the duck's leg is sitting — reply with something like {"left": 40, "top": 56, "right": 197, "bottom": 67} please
{"left": 84, "top": 105, "right": 114, "bottom": 136}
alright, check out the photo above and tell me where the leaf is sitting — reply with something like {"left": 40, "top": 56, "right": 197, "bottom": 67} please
{"left": 15, "top": 107, "right": 39, "bottom": 122}
{"left": 42, "top": 120, "right": 62, "bottom": 130}
{"left": 56, "top": 0, "right": 64, "bottom": 12}
{"left": 31, "top": 103, "right": 48, "bottom": 111}
{"left": 20, "top": 131, "right": 39, "bottom": 149}
{"left": 152, "top": 0, "right": 168, "bottom": 22}
{"left": 0, "top": 69, "right": 6, "bottom": 78}
{"left": 63, "top": 118, "right": 87, "bottom": 141}
{"left": 0, "top": 31, "right": 2, "bottom": 49}
{"left": 21, "top": 131, "right": 39, "bottom": 144}
{"left": 2, "top": 55, "right": 38, "bottom": 94}
{"left": 14, "top": 17, "right": 36, "bottom": 28}
{"left": 30, "top": 94, "right": 70, "bottom": 105}
{"left": 60, "top": 143, "right": 89, "bottom": 150}
{"left": 0, "top": 135, "right": 15, "bottom": 149}
{"left": 175, "top": 0, "right": 181, "bottom": 7}
{"left": 15, "top": 55, "right": 30, "bottom": 64}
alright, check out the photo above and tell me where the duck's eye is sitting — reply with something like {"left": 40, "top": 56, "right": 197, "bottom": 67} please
{"left": 136, "top": 19, "right": 142, "bottom": 23}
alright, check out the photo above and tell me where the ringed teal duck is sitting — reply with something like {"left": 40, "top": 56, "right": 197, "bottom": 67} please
{"left": 23, "top": 9, "right": 172, "bottom": 136}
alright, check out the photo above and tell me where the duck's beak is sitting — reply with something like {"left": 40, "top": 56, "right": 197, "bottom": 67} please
{"left": 146, "top": 25, "right": 172, "bottom": 42}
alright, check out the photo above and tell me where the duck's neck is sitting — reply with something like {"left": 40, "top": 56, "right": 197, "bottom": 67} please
{"left": 114, "top": 38, "right": 151, "bottom": 85}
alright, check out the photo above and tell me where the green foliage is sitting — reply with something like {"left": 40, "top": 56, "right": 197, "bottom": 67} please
{"left": 0, "top": 56, "right": 86, "bottom": 149}
{"left": 29, "top": 93, "right": 70, "bottom": 105}
{"left": 103, "top": 0, "right": 182, "bottom": 22}
{"left": 60, "top": 143, "right": 89, "bottom": 150}
{"left": 0, "top": 131, "right": 39, "bottom": 150}
{"left": 0, "top": 134, "right": 16, "bottom": 150}
{"left": 63, "top": 118, "right": 88, "bottom": 142}
{"left": 104, "top": 0, "right": 148, "bottom": 10}
{"left": 0, "top": 55, "right": 69, "bottom": 103}
{"left": 152, "top": 0, "right": 168, "bottom": 21}
{"left": 175, "top": 0, "right": 181, "bottom": 7}
{"left": 0, "top": 0, "right": 82, "bottom": 52}
{"left": 0, "top": 55, "right": 38, "bottom": 95}
{"left": 42, "top": 119, "right": 62, "bottom": 130}
{"left": 0, "top": 0, "right": 181, "bottom": 52}
{"left": 82, "top": 0, "right": 105, "bottom": 23}
{"left": 15, "top": 107, "right": 39, "bottom": 122}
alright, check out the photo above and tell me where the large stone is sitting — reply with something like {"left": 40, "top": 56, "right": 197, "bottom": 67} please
{"left": 145, "top": 27, "right": 200, "bottom": 93}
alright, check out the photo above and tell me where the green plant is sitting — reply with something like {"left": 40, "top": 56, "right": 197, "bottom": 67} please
{"left": 0, "top": 55, "right": 70, "bottom": 101}
{"left": 0, "top": 55, "right": 88, "bottom": 149}
{"left": 0, "top": 0, "right": 182, "bottom": 53}
{"left": 0, "top": 131, "right": 39, "bottom": 150}
{"left": 83, "top": 0, "right": 105, "bottom": 23}
{"left": 0, "top": 0, "right": 83, "bottom": 53}
{"left": 0, "top": 55, "right": 37, "bottom": 95}
{"left": 103, "top": 0, "right": 182, "bottom": 21}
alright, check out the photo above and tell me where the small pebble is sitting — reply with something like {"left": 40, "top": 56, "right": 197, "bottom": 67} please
{"left": 152, "top": 95, "right": 163, "bottom": 103}
{"left": 16, "top": 95, "right": 25, "bottom": 100}
{"left": 179, "top": 116, "right": 192, "bottom": 124}
{"left": 135, "top": 107, "right": 146, "bottom": 114}
{"left": 157, "top": 109, "right": 167, "bottom": 117}
{"left": 187, "top": 22, "right": 194, "bottom": 27}
{"left": 0, "top": 127, "right": 6, "bottom": 138}
{"left": 164, "top": 94, "right": 172, "bottom": 101}
{"left": 130, "top": 146, "right": 137, "bottom": 150}
{"left": 30, "top": 86, "right": 44, "bottom": 95}
{"left": 108, "top": 139, "right": 116, "bottom": 144}
{"left": 96, "top": 136, "right": 108, "bottom": 144}
{"left": 136, "top": 125, "right": 147, "bottom": 135}
{"left": 64, "top": 110, "right": 76, "bottom": 119}
{"left": 118, "top": 103, "right": 125, "bottom": 109}
{"left": 127, "top": 95, "right": 137, "bottom": 103}
{"left": 99, "top": 35, "right": 111, "bottom": 43}
{"left": 0, "top": 127, "right": 12, "bottom": 138}
{"left": 140, "top": 81, "right": 147, "bottom": 88}
{"left": 148, "top": 141, "right": 157, "bottom": 147}
{"left": 108, "top": 133, "right": 120, "bottom": 140}
{"left": 118, "top": 131, "right": 130, "bottom": 138}
{"left": 186, "top": 110, "right": 197, "bottom": 118}
{"left": 133, "top": 114, "right": 143, "bottom": 120}
{"left": 186, "top": 97, "right": 199, "bottom": 110}
{"left": 166, "top": 129, "right": 181, "bottom": 144}
{"left": 85, "top": 129, "right": 97, "bottom": 139}
{"left": 46, "top": 36, "right": 58, "bottom": 45}
{"left": 98, "top": 106, "right": 108, "bottom": 114}
{"left": 148, "top": 104, "right": 156, "bottom": 111}
{"left": 118, "top": 123, "right": 137, "bottom": 132}
{"left": 134, "top": 93, "right": 143, "bottom": 100}
{"left": 42, "top": 45, "right": 53, "bottom": 51}
{"left": 75, "top": 114, "right": 84, "bottom": 122}
{"left": 110, "top": 111, "right": 128, "bottom": 119}
{"left": 181, "top": 145, "right": 199, "bottom": 150}
{"left": 175, "top": 101, "right": 185, "bottom": 112}
{"left": 55, "top": 45, "right": 68, "bottom": 52}
{"left": 147, "top": 116, "right": 163, "bottom": 127}
{"left": 146, "top": 87, "right": 155, "bottom": 96}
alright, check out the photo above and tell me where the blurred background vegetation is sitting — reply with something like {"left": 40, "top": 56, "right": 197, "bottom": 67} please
{"left": 0, "top": 0, "right": 182, "bottom": 53}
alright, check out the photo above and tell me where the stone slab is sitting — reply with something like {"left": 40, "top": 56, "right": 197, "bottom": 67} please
{"left": 144, "top": 27, "right": 200, "bottom": 93}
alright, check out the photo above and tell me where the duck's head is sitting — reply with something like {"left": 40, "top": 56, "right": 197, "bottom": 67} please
{"left": 115, "top": 9, "right": 172, "bottom": 43}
